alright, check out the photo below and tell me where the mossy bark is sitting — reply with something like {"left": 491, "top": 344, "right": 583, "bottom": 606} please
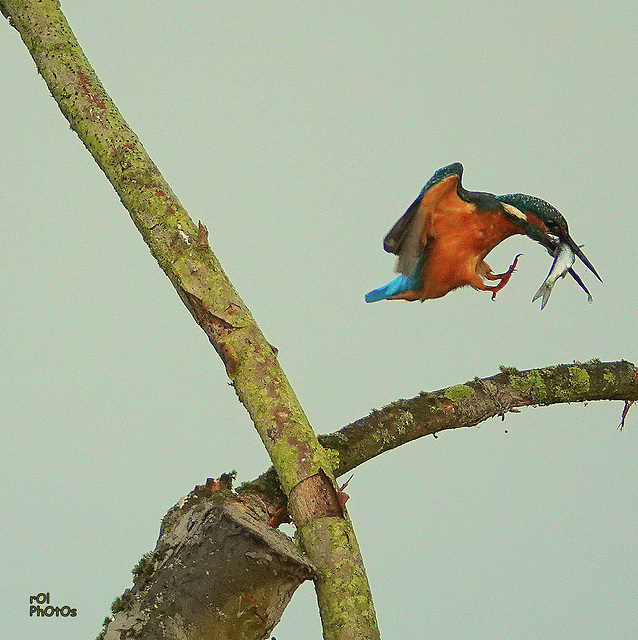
{"left": 4, "top": 4, "right": 637, "bottom": 640}
{"left": 98, "top": 360, "right": 637, "bottom": 638}
{"left": 321, "top": 360, "right": 638, "bottom": 475}
{"left": 0, "top": 2, "right": 380, "bottom": 639}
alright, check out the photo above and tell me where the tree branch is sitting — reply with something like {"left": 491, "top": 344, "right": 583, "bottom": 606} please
{"left": 246, "top": 360, "right": 637, "bottom": 497}
{"left": 321, "top": 360, "right": 638, "bottom": 475}
{"left": 4, "top": 4, "right": 635, "bottom": 639}
{"left": 100, "top": 360, "right": 636, "bottom": 639}
{"left": 0, "top": 2, "right": 379, "bottom": 638}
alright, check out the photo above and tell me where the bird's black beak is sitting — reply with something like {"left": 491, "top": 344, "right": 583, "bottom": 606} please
{"left": 563, "top": 234, "right": 603, "bottom": 283}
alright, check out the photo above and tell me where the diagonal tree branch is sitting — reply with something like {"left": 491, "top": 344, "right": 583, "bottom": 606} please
{"left": 0, "top": 2, "right": 379, "bottom": 638}
{"left": 4, "top": 4, "right": 636, "bottom": 639}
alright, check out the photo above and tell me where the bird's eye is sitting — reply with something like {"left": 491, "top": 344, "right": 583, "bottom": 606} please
{"left": 546, "top": 220, "right": 561, "bottom": 235}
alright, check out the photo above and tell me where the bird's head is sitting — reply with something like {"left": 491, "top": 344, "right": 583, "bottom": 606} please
{"left": 497, "top": 193, "right": 602, "bottom": 282}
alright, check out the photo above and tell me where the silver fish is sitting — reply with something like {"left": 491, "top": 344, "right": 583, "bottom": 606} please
{"left": 533, "top": 242, "right": 590, "bottom": 309}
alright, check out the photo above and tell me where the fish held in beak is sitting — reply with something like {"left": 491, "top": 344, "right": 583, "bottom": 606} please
{"left": 533, "top": 242, "right": 594, "bottom": 309}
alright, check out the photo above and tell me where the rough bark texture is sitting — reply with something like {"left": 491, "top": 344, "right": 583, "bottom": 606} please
{"left": 322, "top": 360, "right": 638, "bottom": 476}
{"left": 3, "top": 4, "right": 637, "bottom": 640}
{"left": 0, "top": 3, "right": 381, "bottom": 638}
{"left": 99, "top": 361, "right": 637, "bottom": 639}
{"left": 101, "top": 480, "right": 314, "bottom": 640}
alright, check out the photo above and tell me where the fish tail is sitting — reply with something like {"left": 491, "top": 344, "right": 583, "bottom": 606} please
{"left": 532, "top": 281, "right": 553, "bottom": 310}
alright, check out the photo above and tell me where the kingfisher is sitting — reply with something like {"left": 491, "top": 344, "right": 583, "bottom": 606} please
{"left": 365, "top": 163, "right": 601, "bottom": 306}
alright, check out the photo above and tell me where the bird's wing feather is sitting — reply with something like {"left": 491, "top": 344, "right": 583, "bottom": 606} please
{"left": 383, "top": 172, "right": 462, "bottom": 276}
{"left": 382, "top": 194, "right": 424, "bottom": 275}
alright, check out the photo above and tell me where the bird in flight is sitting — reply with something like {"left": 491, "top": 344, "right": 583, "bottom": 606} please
{"left": 365, "top": 163, "right": 601, "bottom": 307}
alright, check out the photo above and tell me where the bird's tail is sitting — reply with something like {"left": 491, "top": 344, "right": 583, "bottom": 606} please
{"left": 365, "top": 274, "right": 416, "bottom": 302}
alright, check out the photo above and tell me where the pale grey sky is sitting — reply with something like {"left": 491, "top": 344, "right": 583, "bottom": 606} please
{"left": 1, "top": 2, "right": 637, "bottom": 639}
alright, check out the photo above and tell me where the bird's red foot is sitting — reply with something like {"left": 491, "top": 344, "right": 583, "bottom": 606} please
{"left": 484, "top": 254, "right": 522, "bottom": 300}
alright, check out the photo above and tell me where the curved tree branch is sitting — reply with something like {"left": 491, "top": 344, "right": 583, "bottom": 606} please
{"left": 4, "top": 4, "right": 636, "bottom": 640}
{"left": 247, "top": 360, "right": 637, "bottom": 500}
{"left": 322, "top": 360, "right": 638, "bottom": 476}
